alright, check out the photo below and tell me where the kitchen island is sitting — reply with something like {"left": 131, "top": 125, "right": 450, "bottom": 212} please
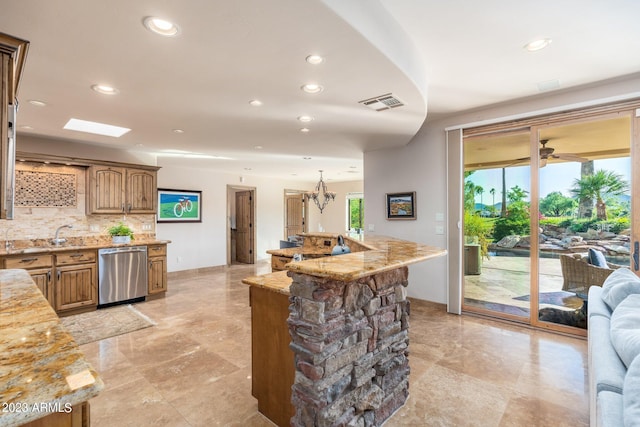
{"left": 0, "top": 269, "right": 104, "bottom": 427}
{"left": 243, "top": 233, "right": 446, "bottom": 427}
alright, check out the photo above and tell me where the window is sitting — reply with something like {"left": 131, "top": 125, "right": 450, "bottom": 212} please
{"left": 347, "top": 193, "right": 364, "bottom": 232}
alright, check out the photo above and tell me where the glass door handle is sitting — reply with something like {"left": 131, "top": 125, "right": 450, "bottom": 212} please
{"left": 633, "top": 241, "right": 639, "bottom": 271}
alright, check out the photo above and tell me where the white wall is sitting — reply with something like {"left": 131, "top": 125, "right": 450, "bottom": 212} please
{"left": 308, "top": 180, "right": 364, "bottom": 234}
{"left": 156, "top": 163, "right": 362, "bottom": 272}
{"left": 364, "top": 73, "right": 640, "bottom": 303}
{"left": 16, "top": 135, "right": 361, "bottom": 273}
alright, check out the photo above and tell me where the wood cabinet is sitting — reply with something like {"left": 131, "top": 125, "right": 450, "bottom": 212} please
{"left": 22, "top": 402, "right": 90, "bottom": 427}
{"left": 86, "top": 165, "right": 157, "bottom": 214}
{"left": 148, "top": 244, "right": 167, "bottom": 295}
{"left": 3, "top": 254, "right": 53, "bottom": 304}
{"left": 0, "top": 33, "right": 29, "bottom": 220}
{"left": 249, "top": 286, "right": 295, "bottom": 426}
{"left": 54, "top": 250, "right": 97, "bottom": 312}
{"left": 1, "top": 250, "right": 97, "bottom": 314}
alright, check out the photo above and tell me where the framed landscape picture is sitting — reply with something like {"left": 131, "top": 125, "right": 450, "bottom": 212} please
{"left": 386, "top": 192, "right": 416, "bottom": 220}
{"left": 157, "top": 189, "right": 202, "bottom": 222}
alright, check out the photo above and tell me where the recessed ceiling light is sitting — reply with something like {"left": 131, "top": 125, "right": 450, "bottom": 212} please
{"left": 143, "top": 16, "right": 180, "bottom": 37}
{"left": 254, "top": 145, "right": 263, "bottom": 150}
{"left": 524, "top": 38, "right": 552, "bottom": 52}
{"left": 301, "top": 83, "right": 323, "bottom": 94}
{"left": 300, "top": 128, "right": 310, "bottom": 133}
{"left": 28, "top": 100, "right": 47, "bottom": 107}
{"left": 244, "top": 167, "right": 252, "bottom": 171}
{"left": 135, "top": 143, "right": 144, "bottom": 147}
{"left": 349, "top": 166, "right": 357, "bottom": 169}
{"left": 91, "top": 84, "right": 119, "bottom": 95}
{"left": 249, "top": 100, "right": 263, "bottom": 106}
{"left": 172, "top": 128, "right": 185, "bottom": 134}
{"left": 20, "top": 125, "right": 34, "bottom": 130}
{"left": 63, "top": 118, "right": 130, "bottom": 137}
{"left": 298, "top": 115, "right": 314, "bottom": 122}
{"left": 303, "top": 157, "right": 312, "bottom": 160}
{"left": 306, "top": 55, "right": 324, "bottom": 65}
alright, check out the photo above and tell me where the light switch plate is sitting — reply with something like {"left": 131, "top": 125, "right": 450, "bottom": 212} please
{"left": 435, "top": 212, "right": 444, "bottom": 221}
{"left": 368, "top": 224, "right": 375, "bottom": 232}
{"left": 435, "top": 226, "right": 445, "bottom": 235}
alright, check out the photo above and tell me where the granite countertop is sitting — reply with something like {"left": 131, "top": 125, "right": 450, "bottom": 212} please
{"left": 0, "top": 269, "right": 104, "bottom": 427}
{"left": 243, "top": 234, "right": 446, "bottom": 294}
{"left": 266, "top": 247, "right": 332, "bottom": 257}
{"left": 0, "top": 239, "right": 171, "bottom": 256}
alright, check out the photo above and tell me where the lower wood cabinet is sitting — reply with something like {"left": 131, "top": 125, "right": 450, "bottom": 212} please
{"left": 1, "top": 250, "right": 97, "bottom": 314}
{"left": 2, "top": 254, "right": 54, "bottom": 306}
{"left": 1, "top": 244, "right": 168, "bottom": 311}
{"left": 147, "top": 244, "right": 167, "bottom": 295}
{"left": 54, "top": 263, "right": 97, "bottom": 312}
{"left": 21, "top": 402, "right": 90, "bottom": 427}
{"left": 249, "top": 286, "right": 295, "bottom": 426}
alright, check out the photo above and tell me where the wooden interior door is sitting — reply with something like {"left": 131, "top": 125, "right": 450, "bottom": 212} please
{"left": 285, "top": 194, "right": 306, "bottom": 239}
{"left": 236, "top": 190, "right": 254, "bottom": 264}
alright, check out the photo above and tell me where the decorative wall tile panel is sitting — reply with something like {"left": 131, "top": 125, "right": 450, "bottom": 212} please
{"left": 15, "top": 170, "right": 77, "bottom": 207}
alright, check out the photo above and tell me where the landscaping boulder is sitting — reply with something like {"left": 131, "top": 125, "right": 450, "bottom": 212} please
{"left": 495, "top": 235, "right": 521, "bottom": 248}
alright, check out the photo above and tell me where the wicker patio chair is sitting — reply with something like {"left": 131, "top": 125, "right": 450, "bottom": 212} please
{"left": 560, "top": 253, "right": 623, "bottom": 295}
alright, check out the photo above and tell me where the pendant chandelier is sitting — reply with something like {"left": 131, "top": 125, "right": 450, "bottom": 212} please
{"left": 305, "top": 170, "right": 336, "bottom": 213}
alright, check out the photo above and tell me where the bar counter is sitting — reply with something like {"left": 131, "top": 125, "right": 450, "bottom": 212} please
{"left": 243, "top": 233, "right": 446, "bottom": 427}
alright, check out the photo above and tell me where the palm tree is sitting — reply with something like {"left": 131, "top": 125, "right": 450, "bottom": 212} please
{"left": 489, "top": 188, "right": 496, "bottom": 215}
{"left": 501, "top": 168, "right": 507, "bottom": 217}
{"left": 570, "top": 169, "right": 628, "bottom": 220}
{"left": 578, "top": 160, "right": 594, "bottom": 218}
{"left": 475, "top": 185, "right": 484, "bottom": 211}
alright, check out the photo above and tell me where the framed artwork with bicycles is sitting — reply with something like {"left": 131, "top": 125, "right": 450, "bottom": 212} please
{"left": 157, "top": 189, "right": 202, "bottom": 222}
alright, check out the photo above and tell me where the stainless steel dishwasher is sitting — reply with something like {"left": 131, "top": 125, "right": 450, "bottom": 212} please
{"left": 98, "top": 246, "right": 148, "bottom": 306}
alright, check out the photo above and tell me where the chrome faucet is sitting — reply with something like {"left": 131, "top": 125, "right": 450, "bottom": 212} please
{"left": 51, "top": 224, "right": 73, "bottom": 246}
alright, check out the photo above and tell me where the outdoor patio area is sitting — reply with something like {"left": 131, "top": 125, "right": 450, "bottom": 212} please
{"left": 464, "top": 255, "right": 586, "bottom": 318}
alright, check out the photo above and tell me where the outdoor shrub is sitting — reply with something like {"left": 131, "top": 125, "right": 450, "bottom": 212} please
{"left": 568, "top": 218, "right": 599, "bottom": 233}
{"left": 607, "top": 217, "right": 630, "bottom": 234}
{"left": 492, "top": 217, "right": 530, "bottom": 242}
{"left": 491, "top": 200, "right": 530, "bottom": 241}
{"left": 464, "top": 211, "right": 493, "bottom": 259}
{"left": 540, "top": 217, "right": 566, "bottom": 226}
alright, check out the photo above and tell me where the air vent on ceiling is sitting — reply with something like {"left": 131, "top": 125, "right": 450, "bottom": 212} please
{"left": 359, "top": 93, "right": 404, "bottom": 111}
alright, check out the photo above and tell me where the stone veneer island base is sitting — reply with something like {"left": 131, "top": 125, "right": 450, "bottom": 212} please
{"left": 243, "top": 233, "right": 446, "bottom": 427}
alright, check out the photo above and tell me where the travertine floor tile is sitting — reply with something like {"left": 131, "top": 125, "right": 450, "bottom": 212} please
{"left": 83, "top": 261, "right": 588, "bottom": 427}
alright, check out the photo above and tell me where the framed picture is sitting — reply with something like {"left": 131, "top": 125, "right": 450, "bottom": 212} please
{"left": 386, "top": 192, "right": 416, "bottom": 220}
{"left": 157, "top": 189, "right": 202, "bottom": 222}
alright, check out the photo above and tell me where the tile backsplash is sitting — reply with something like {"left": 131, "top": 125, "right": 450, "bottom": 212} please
{"left": 1, "top": 162, "right": 155, "bottom": 247}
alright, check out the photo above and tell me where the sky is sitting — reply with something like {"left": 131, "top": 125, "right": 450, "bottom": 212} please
{"left": 466, "top": 157, "right": 631, "bottom": 205}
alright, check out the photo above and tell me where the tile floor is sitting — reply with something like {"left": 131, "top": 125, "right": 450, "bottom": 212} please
{"left": 80, "top": 261, "right": 589, "bottom": 426}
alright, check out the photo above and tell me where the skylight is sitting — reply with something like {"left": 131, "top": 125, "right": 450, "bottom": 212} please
{"left": 63, "top": 118, "right": 131, "bottom": 137}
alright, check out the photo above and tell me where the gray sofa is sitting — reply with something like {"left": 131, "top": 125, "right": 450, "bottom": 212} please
{"left": 588, "top": 268, "right": 640, "bottom": 427}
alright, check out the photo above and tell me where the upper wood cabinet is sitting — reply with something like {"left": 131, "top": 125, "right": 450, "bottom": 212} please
{"left": 127, "top": 168, "right": 157, "bottom": 213}
{"left": 0, "top": 33, "right": 29, "bottom": 220}
{"left": 87, "top": 165, "right": 157, "bottom": 214}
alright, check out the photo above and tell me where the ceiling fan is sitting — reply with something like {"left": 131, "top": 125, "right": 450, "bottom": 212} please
{"left": 510, "top": 139, "right": 589, "bottom": 167}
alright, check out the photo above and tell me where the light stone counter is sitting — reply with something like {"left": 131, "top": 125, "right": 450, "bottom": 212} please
{"left": 0, "top": 238, "right": 171, "bottom": 256}
{"left": 245, "top": 234, "right": 446, "bottom": 291}
{"left": 0, "top": 269, "right": 104, "bottom": 427}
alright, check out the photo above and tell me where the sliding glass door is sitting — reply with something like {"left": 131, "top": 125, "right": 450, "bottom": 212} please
{"left": 535, "top": 115, "right": 632, "bottom": 333}
{"left": 459, "top": 105, "right": 637, "bottom": 334}
{"left": 462, "top": 130, "right": 533, "bottom": 321}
